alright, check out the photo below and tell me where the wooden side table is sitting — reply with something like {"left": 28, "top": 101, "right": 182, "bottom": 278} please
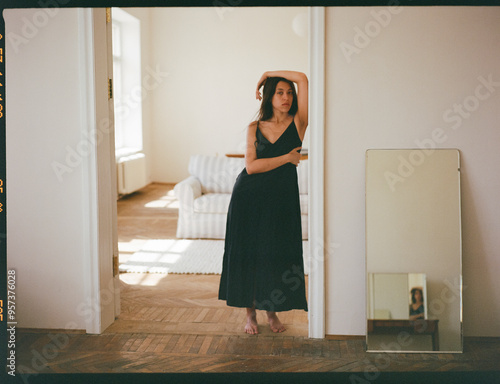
{"left": 225, "top": 153, "right": 309, "bottom": 160}
{"left": 367, "top": 319, "right": 440, "bottom": 351}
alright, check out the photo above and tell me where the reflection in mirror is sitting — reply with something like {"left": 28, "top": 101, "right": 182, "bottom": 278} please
{"left": 368, "top": 273, "right": 427, "bottom": 321}
{"left": 365, "top": 149, "right": 462, "bottom": 353}
{"left": 409, "top": 276, "right": 426, "bottom": 321}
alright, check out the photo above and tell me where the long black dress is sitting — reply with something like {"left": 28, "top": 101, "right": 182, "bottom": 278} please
{"left": 218, "top": 119, "right": 308, "bottom": 312}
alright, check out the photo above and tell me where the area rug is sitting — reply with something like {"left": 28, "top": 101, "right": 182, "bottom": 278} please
{"left": 119, "top": 239, "right": 310, "bottom": 275}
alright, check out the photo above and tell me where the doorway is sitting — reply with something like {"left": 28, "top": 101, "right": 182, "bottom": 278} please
{"left": 111, "top": 7, "right": 324, "bottom": 337}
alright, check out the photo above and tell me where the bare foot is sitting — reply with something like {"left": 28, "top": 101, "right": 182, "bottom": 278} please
{"left": 245, "top": 308, "right": 259, "bottom": 335}
{"left": 267, "top": 311, "right": 286, "bottom": 333}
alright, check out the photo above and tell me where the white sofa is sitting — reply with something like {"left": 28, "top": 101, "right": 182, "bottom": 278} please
{"left": 174, "top": 154, "right": 308, "bottom": 240}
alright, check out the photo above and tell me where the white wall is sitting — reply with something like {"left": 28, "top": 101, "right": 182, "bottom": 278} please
{"left": 5, "top": 8, "right": 117, "bottom": 333}
{"left": 325, "top": 6, "right": 500, "bottom": 337}
{"left": 148, "top": 7, "right": 309, "bottom": 183}
{"left": 5, "top": 8, "right": 88, "bottom": 330}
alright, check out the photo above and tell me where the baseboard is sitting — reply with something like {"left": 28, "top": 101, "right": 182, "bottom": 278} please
{"left": 18, "top": 328, "right": 86, "bottom": 334}
{"left": 464, "top": 336, "right": 500, "bottom": 342}
{"left": 325, "top": 334, "right": 365, "bottom": 340}
{"left": 326, "top": 335, "right": 500, "bottom": 343}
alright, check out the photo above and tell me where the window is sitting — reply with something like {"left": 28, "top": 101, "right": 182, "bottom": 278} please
{"left": 111, "top": 8, "right": 143, "bottom": 157}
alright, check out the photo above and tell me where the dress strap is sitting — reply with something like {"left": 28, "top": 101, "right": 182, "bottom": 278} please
{"left": 254, "top": 121, "right": 260, "bottom": 149}
{"left": 255, "top": 121, "right": 262, "bottom": 138}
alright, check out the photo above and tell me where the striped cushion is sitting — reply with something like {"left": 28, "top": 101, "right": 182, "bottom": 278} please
{"left": 189, "top": 155, "right": 245, "bottom": 194}
{"left": 299, "top": 194, "right": 308, "bottom": 215}
{"left": 189, "top": 155, "right": 308, "bottom": 194}
{"left": 194, "top": 194, "right": 231, "bottom": 214}
{"left": 297, "top": 160, "right": 308, "bottom": 194}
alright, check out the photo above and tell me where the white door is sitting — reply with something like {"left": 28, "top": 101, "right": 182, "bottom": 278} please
{"left": 81, "top": 8, "right": 120, "bottom": 333}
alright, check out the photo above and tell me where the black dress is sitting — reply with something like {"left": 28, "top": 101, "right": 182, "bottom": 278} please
{"left": 410, "top": 304, "right": 424, "bottom": 318}
{"left": 218, "top": 119, "right": 308, "bottom": 312}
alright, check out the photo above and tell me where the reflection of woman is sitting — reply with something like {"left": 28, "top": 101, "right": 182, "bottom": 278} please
{"left": 218, "top": 71, "right": 309, "bottom": 335}
{"left": 409, "top": 287, "right": 425, "bottom": 320}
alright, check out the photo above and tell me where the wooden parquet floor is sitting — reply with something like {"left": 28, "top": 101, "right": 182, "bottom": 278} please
{"left": 14, "top": 184, "right": 500, "bottom": 380}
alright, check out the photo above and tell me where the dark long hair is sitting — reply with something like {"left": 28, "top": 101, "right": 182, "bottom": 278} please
{"left": 257, "top": 77, "right": 298, "bottom": 122}
{"left": 411, "top": 287, "right": 424, "bottom": 304}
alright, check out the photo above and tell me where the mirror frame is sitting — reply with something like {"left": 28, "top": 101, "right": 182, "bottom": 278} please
{"left": 365, "top": 149, "right": 463, "bottom": 353}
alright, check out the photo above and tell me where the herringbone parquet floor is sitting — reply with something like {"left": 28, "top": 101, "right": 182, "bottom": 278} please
{"left": 15, "top": 184, "right": 500, "bottom": 379}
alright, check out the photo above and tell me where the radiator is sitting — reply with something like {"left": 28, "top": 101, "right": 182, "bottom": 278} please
{"left": 116, "top": 153, "right": 148, "bottom": 195}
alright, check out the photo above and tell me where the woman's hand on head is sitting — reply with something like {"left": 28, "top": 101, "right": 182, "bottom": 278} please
{"left": 256, "top": 89, "right": 262, "bottom": 101}
{"left": 288, "top": 147, "right": 302, "bottom": 166}
{"left": 256, "top": 72, "right": 269, "bottom": 100}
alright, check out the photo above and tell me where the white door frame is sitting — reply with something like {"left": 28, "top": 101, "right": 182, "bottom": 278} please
{"left": 308, "top": 7, "right": 326, "bottom": 339}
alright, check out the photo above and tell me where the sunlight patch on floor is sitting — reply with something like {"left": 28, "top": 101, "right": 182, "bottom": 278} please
{"left": 118, "top": 239, "right": 202, "bottom": 274}
{"left": 119, "top": 239, "right": 149, "bottom": 253}
{"left": 120, "top": 272, "right": 166, "bottom": 286}
{"left": 144, "top": 190, "right": 179, "bottom": 209}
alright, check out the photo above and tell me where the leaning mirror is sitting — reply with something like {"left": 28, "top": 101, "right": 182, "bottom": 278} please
{"left": 365, "top": 149, "right": 462, "bottom": 353}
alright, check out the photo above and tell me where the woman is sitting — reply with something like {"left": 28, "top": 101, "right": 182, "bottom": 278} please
{"left": 409, "top": 287, "right": 425, "bottom": 320}
{"left": 218, "top": 70, "right": 309, "bottom": 335}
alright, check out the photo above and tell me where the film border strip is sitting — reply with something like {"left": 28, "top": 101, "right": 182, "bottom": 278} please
{"left": 0, "top": 9, "right": 7, "bottom": 380}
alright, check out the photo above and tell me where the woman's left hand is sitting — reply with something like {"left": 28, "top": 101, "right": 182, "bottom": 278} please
{"left": 256, "top": 89, "right": 262, "bottom": 101}
{"left": 256, "top": 72, "right": 268, "bottom": 100}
